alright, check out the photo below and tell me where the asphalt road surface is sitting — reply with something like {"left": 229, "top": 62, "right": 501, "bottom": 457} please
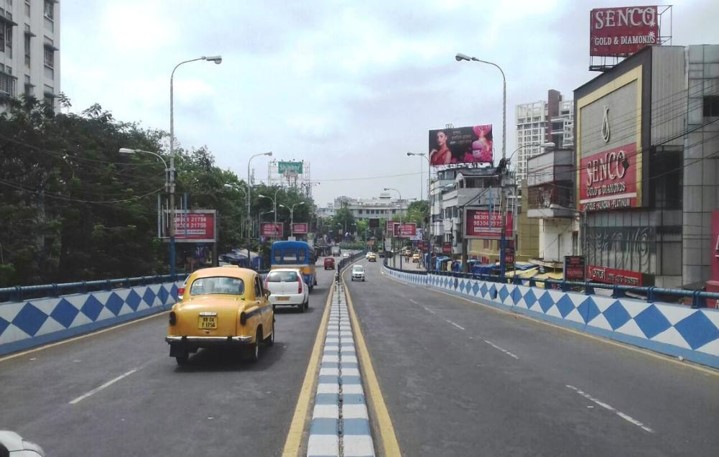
{"left": 345, "top": 259, "right": 719, "bottom": 457}
{"left": 0, "top": 262, "right": 339, "bottom": 457}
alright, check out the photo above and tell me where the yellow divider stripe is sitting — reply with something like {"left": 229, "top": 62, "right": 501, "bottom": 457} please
{"left": 281, "top": 282, "right": 335, "bottom": 457}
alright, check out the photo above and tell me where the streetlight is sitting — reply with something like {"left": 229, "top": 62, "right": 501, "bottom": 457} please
{"left": 169, "top": 55, "right": 222, "bottom": 278}
{"left": 456, "top": 52, "right": 508, "bottom": 276}
{"left": 120, "top": 147, "right": 171, "bottom": 267}
{"left": 258, "top": 187, "right": 281, "bottom": 238}
{"left": 247, "top": 151, "right": 273, "bottom": 259}
{"left": 407, "top": 152, "right": 431, "bottom": 264}
{"left": 280, "top": 201, "right": 306, "bottom": 233}
{"left": 224, "top": 183, "right": 248, "bottom": 243}
{"left": 384, "top": 187, "right": 403, "bottom": 269}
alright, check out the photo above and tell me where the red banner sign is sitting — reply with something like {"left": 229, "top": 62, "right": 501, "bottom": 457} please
{"left": 464, "top": 209, "right": 513, "bottom": 239}
{"left": 579, "top": 143, "right": 639, "bottom": 212}
{"left": 590, "top": 6, "right": 659, "bottom": 58}
{"left": 260, "top": 223, "right": 283, "bottom": 237}
{"left": 588, "top": 265, "right": 643, "bottom": 286}
{"left": 292, "top": 223, "right": 308, "bottom": 234}
{"left": 393, "top": 223, "right": 417, "bottom": 238}
{"left": 174, "top": 211, "right": 216, "bottom": 242}
{"left": 442, "top": 242, "right": 452, "bottom": 254}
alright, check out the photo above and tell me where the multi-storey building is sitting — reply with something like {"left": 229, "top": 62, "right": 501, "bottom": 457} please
{"left": 0, "top": 0, "right": 60, "bottom": 110}
{"left": 515, "top": 90, "right": 574, "bottom": 182}
{"left": 318, "top": 194, "right": 408, "bottom": 222}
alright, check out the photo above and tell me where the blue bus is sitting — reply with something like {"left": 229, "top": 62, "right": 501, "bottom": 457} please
{"left": 270, "top": 241, "right": 317, "bottom": 291}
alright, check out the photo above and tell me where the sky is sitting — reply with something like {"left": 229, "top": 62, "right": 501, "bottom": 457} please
{"left": 59, "top": 0, "right": 719, "bottom": 207}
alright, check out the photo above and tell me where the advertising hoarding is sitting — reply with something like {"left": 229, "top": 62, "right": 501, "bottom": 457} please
{"left": 590, "top": 6, "right": 659, "bottom": 57}
{"left": 579, "top": 143, "right": 639, "bottom": 212}
{"left": 464, "top": 209, "right": 513, "bottom": 239}
{"left": 277, "top": 161, "right": 303, "bottom": 174}
{"left": 260, "top": 222, "right": 283, "bottom": 238}
{"left": 428, "top": 125, "right": 493, "bottom": 167}
{"left": 292, "top": 223, "right": 309, "bottom": 234}
{"left": 173, "top": 210, "right": 216, "bottom": 243}
{"left": 587, "top": 265, "right": 643, "bottom": 286}
{"left": 564, "top": 256, "right": 586, "bottom": 281}
{"left": 392, "top": 223, "right": 417, "bottom": 238}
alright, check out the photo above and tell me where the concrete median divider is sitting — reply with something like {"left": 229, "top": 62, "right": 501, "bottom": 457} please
{"left": 384, "top": 266, "right": 719, "bottom": 369}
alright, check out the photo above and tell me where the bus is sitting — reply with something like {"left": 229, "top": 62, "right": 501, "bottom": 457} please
{"left": 270, "top": 240, "right": 317, "bottom": 291}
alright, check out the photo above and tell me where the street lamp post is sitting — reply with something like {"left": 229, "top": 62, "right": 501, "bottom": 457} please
{"left": 384, "top": 187, "right": 403, "bottom": 269}
{"left": 169, "top": 55, "right": 222, "bottom": 278}
{"left": 258, "top": 187, "right": 281, "bottom": 238}
{"left": 224, "top": 183, "right": 248, "bottom": 244}
{"left": 407, "top": 152, "right": 431, "bottom": 268}
{"left": 280, "top": 201, "right": 306, "bottom": 237}
{"left": 456, "top": 52, "right": 508, "bottom": 276}
{"left": 247, "top": 151, "right": 273, "bottom": 261}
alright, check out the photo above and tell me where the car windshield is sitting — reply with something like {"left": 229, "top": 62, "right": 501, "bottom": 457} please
{"left": 189, "top": 276, "right": 244, "bottom": 296}
{"left": 267, "top": 270, "right": 300, "bottom": 282}
{"left": 352, "top": 266, "right": 364, "bottom": 273}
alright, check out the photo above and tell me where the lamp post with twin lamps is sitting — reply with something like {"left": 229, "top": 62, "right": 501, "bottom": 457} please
{"left": 258, "top": 187, "right": 281, "bottom": 238}
{"left": 280, "top": 201, "right": 306, "bottom": 237}
{"left": 407, "top": 151, "right": 431, "bottom": 266}
{"left": 455, "top": 52, "right": 509, "bottom": 276}
{"left": 383, "top": 187, "right": 403, "bottom": 269}
{"left": 169, "top": 55, "right": 222, "bottom": 278}
{"left": 247, "top": 152, "right": 273, "bottom": 260}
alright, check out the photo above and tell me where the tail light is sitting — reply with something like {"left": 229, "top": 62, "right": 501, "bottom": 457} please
{"left": 177, "top": 287, "right": 185, "bottom": 297}
{"left": 297, "top": 276, "right": 303, "bottom": 294}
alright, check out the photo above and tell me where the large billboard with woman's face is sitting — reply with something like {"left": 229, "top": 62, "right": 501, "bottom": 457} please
{"left": 428, "top": 125, "right": 493, "bottom": 167}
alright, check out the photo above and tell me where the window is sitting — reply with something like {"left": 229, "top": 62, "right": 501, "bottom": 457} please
{"left": 43, "top": 43, "right": 53, "bottom": 67}
{"left": 43, "top": 0, "right": 53, "bottom": 19}
{"left": 23, "top": 26, "right": 30, "bottom": 66}
{"left": 704, "top": 96, "right": 719, "bottom": 117}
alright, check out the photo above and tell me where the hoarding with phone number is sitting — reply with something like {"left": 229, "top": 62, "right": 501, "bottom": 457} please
{"left": 173, "top": 211, "right": 216, "bottom": 243}
{"left": 464, "top": 209, "right": 513, "bottom": 239}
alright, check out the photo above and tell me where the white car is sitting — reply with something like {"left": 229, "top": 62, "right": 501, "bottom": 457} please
{"left": 264, "top": 268, "right": 309, "bottom": 312}
{"left": 351, "top": 265, "right": 365, "bottom": 281}
{"left": 0, "top": 430, "right": 45, "bottom": 456}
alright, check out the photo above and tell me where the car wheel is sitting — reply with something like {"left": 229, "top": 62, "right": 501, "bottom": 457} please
{"left": 247, "top": 328, "right": 261, "bottom": 363}
{"left": 264, "top": 320, "right": 275, "bottom": 347}
{"left": 297, "top": 302, "right": 305, "bottom": 313}
{"left": 304, "top": 298, "right": 309, "bottom": 310}
{"left": 175, "top": 352, "right": 189, "bottom": 366}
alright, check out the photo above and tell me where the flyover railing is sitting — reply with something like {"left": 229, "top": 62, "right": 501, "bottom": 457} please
{"left": 0, "top": 274, "right": 189, "bottom": 303}
{"left": 383, "top": 264, "right": 718, "bottom": 309}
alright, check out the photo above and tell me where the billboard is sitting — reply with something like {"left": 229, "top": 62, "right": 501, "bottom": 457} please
{"left": 428, "top": 125, "right": 493, "bottom": 167}
{"left": 278, "top": 161, "right": 303, "bottom": 174}
{"left": 292, "top": 223, "right": 309, "bottom": 234}
{"left": 260, "top": 222, "right": 283, "bottom": 238}
{"left": 579, "top": 143, "right": 639, "bottom": 211}
{"left": 464, "top": 209, "right": 513, "bottom": 239}
{"left": 590, "top": 6, "right": 659, "bottom": 57}
{"left": 173, "top": 210, "right": 216, "bottom": 243}
{"left": 587, "top": 265, "right": 643, "bottom": 286}
{"left": 392, "top": 223, "right": 417, "bottom": 238}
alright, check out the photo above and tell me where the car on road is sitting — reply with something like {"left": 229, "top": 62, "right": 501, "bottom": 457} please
{"left": 342, "top": 252, "right": 350, "bottom": 258}
{"left": 264, "top": 268, "right": 310, "bottom": 312}
{"left": 323, "top": 257, "right": 335, "bottom": 270}
{"left": 166, "top": 266, "right": 274, "bottom": 366}
{"left": 367, "top": 252, "right": 377, "bottom": 262}
{"left": 351, "top": 265, "right": 366, "bottom": 281}
{"left": 412, "top": 252, "right": 420, "bottom": 263}
{"left": 0, "top": 430, "right": 45, "bottom": 456}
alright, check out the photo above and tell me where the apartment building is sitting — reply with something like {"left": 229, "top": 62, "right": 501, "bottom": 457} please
{"left": 0, "top": 0, "right": 60, "bottom": 109}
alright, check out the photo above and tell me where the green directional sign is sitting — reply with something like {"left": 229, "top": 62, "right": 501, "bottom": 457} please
{"left": 278, "top": 161, "right": 303, "bottom": 174}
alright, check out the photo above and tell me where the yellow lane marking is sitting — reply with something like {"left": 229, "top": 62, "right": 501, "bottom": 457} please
{"left": 344, "top": 272, "right": 403, "bottom": 456}
{"left": 383, "top": 270, "right": 719, "bottom": 377}
{"left": 281, "top": 282, "right": 334, "bottom": 457}
{"left": 0, "top": 311, "right": 167, "bottom": 363}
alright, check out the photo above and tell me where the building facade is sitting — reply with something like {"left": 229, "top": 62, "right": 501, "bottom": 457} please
{"left": 575, "top": 44, "right": 719, "bottom": 289}
{"left": 515, "top": 90, "right": 574, "bottom": 182}
{"left": 318, "top": 194, "right": 408, "bottom": 222}
{"left": 0, "top": 0, "right": 60, "bottom": 109}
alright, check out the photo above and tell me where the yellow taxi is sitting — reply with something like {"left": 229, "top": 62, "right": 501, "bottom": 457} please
{"left": 412, "top": 252, "right": 421, "bottom": 263}
{"left": 166, "top": 266, "right": 274, "bottom": 366}
{"left": 367, "top": 252, "right": 377, "bottom": 262}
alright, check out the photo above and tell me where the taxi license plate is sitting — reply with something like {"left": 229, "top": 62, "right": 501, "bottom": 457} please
{"left": 276, "top": 296, "right": 289, "bottom": 301}
{"left": 198, "top": 316, "right": 217, "bottom": 329}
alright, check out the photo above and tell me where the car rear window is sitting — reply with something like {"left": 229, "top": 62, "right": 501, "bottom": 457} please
{"left": 190, "top": 276, "right": 244, "bottom": 295}
{"left": 267, "top": 271, "right": 299, "bottom": 282}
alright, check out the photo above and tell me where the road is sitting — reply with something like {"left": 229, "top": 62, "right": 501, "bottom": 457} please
{"left": 345, "top": 258, "right": 719, "bottom": 457}
{"left": 2, "top": 256, "right": 718, "bottom": 457}
{"left": 0, "top": 263, "right": 338, "bottom": 457}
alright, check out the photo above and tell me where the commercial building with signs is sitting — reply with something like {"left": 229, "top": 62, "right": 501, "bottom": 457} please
{"left": 317, "top": 194, "right": 408, "bottom": 223}
{"left": 0, "top": 0, "right": 60, "bottom": 110}
{"left": 574, "top": 44, "right": 719, "bottom": 289}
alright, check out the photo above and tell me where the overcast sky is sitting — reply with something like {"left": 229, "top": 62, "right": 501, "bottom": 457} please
{"left": 60, "top": 0, "right": 719, "bottom": 207}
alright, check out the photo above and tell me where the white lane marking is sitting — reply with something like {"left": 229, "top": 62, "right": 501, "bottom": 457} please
{"left": 484, "top": 340, "right": 519, "bottom": 359}
{"left": 69, "top": 368, "right": 139, "bottom": 405}
{"left": 447, "top": 320, "right": 465, "bottom": 331}
{"left": 423, "top": 306, "right": 436, "bottom": 315}
{"left": 566, "top": 385, "right": 654, "bottom": 433}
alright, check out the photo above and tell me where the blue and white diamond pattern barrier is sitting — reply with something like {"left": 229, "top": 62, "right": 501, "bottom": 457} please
{"left": 0, "top": 283, "right": 179, "bottom": 356}
{"left": 383, "top": 267, "right": 719, "bottom": 368}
